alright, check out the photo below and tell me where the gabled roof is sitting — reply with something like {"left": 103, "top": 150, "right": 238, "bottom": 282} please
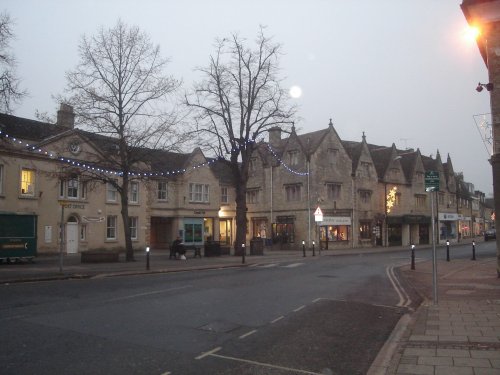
{"left": 369, "top": 144, "right": 393, "bottom": 180}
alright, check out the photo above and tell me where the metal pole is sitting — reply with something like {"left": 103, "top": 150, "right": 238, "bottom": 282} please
{"left": 307, "top": 160, "right": 311, "bottom": 250}
{"left": 312, "top": 240, "right": 315, "bottom": 256}
{"left": 472, "top": 240, "right": 476, "bottom": 261}
{"left": 146, "top": 247, "right": 150, "bottom": 270}
{"left": 411, "top": 244, "right": 415, "bottom": 270}
{"left": 431, "top": 190, "right": 438, "bottom": 304}
{"left": 59, "top": 204, "right": 64, "bottom": 274}
{"left": 446, "top": 240, "right": 450, "bottom": 262}
{"left": 302, "top": 240, "right": 306, "bottom": 257}
{"left": 242, "top": 243, "right": 245, "bottom": 264}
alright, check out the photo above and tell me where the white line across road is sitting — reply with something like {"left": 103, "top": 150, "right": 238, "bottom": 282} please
{"left": 270, "top": 315, "right": 284, "bottom": 324}
{"left": 386, "top": 264, "right": 411, "bottom": 307}
{"left": 106, "top": 285, "right": 193, "bottom": 302}
{"left": 282, "top": 263, "right": 304, "bottom": 268}
{"left": 239, "top": 330, "right": 257, "bottom": 339}
{"left": 200, "top": 349, "right": 325, "bottom": 375}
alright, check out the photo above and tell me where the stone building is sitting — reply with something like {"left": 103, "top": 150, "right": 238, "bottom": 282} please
{"left": 0, "top": 108, "right": 485, "bottom": 257}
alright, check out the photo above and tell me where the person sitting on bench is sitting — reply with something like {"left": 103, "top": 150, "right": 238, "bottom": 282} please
{"left": 170, "top": 237, "right": 186, "bottom": 259}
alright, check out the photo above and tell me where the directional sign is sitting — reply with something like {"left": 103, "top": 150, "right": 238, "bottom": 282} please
{"left": 425, "top": 171, "right": 440, "bottom": 192}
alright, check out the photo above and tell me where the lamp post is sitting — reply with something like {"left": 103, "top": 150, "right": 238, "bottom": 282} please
{"left": 461, "top": 0, "right": 500, "bottom": 278}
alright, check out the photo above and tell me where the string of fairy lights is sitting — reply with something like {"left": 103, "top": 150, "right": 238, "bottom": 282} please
{"left": 0, "top": 129, "right": 309, "bottom": 177}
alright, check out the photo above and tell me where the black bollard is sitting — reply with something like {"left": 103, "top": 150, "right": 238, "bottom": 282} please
{"left": 312, "top": 241, "right": 316, "bottom": 256}
{"left": 446, "top": 240, "right": 450, "bottom": 262}
{"left": 411, "top": 244, "right": 415, "bottom": 270}
{"left": 146, "top": 246, "right": 150, "bottom": 270}
{"left": 472, "top": 241, "right": 476, "bottom": 261}
{"left": 242, "top": 243, "right": 246, "bottom": 264}
{"left": 302, "top": 240, "right": 306, "bottom": 257}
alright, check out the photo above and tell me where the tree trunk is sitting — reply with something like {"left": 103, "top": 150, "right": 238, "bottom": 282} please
{"left": 120, "top": 176, "right": 134, "bottom": 261}
{"left": 234, "top": 178, "right": 247, "bottom": 255}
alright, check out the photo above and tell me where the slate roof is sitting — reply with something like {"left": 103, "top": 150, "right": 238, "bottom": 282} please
{"left": 0, "top": 113, "right": 69, "bottom": 142}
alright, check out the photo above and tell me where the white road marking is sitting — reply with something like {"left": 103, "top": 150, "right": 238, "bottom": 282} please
{"left": 293, "top": 305, "right": 306, "bottom": 312}
{"left": 282, "top": 263, "right": 304, "bottom": 268}
{"left": 239, "top": 329, "right": 257, "bottom": 339}
{"left": 270, "top": 316, "right": 284, "bottom": 323}
{"left": 106, "top": 285, "right": 192, "bottom": 302}
{"left": 195, "top": 346, "right": 222, "bottom": 360}
{"left": 312, "top": 298, "right": 322, "bottom": 303}
{"left": 208, "top": 352, "right": 324, "bottom": 375}
{"left": 260, "top": 263, "right": 278, "bottom": 268}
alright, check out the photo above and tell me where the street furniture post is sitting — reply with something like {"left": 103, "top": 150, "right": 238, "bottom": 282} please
{"left": 411, "top": 244, "right": 415, "bottom": 270}
{"left": 146, "top": 246, "right": 150, "bottom": 270}
{"left": 302, "top": 240, "right": 306, "bottom": 257}
{"left": 312, "top": 240, "right": 315, "bottom": 256}
{"left": 472, "top": 240, "right": 476, "bottom": 261}
{"left": 59, "top": 202, "right": 65, "bottom": 274}
{"left": 242, "top": 243, "right": 245, "bottom": 264}
{"left": 446, "top": 240, "right": 450, "bottom": 262}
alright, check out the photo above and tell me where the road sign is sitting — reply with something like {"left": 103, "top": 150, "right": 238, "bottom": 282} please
{"left": 314, "top": 206, "right": 323, "bottom": 222}
{"left": 425, "top": 171, "right": 440, "bottom": 192}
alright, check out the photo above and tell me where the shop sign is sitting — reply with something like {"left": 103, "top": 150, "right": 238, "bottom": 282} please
{"left": 438, "top": 213, "right": 459, "bottom": 221}
{"left": 319, "top": 216, "right": 352, "bottom": 225}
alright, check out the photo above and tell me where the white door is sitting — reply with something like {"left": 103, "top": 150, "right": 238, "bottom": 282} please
{"left": 66, "top": 222, "right": 78, "bottom": 254}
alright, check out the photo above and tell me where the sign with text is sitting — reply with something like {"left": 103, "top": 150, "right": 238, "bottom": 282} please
{"left": 425, "top": 171, "right": 440, "bottom": 192}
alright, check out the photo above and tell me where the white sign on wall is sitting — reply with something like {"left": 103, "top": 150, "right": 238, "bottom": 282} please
{"left": 319, "top": 216, "right": 352, "bottom": 225}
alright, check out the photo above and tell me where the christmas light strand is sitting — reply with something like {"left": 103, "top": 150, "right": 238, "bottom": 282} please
{"left": 0, "top": 129, "right": 309, "bottom": 177}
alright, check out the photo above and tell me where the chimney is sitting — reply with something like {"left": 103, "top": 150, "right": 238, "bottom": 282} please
{"left": 268, "top": 126, "right": 281, "bottom": 148}
{"left": 57, "top": 103, "right": 75, "bottom": 129}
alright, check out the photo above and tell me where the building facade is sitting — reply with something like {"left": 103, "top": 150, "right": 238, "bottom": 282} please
{"left": 0, "top": 109, "right": 488, "bottom": 257}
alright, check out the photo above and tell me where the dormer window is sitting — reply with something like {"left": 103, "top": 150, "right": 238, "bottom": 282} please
{"left": 288, "top": 150, "right": 299, "bottom": 166}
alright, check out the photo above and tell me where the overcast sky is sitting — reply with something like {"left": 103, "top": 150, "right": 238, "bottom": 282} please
{"left": 2, "top": 0, "right": 493, "bottom": 194}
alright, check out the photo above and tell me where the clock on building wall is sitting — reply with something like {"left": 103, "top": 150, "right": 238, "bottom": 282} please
{"left": 68, "top": 141, "right": 81, "bottom": 155}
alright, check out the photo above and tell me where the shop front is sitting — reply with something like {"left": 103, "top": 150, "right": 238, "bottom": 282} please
{"left": 272, "top": 216, "right": 295, "bottom": 246}
{"left": 318, "top": 216, "right": 351, "bottom": 249}
{"left": 458, "top": 215, "right": 472, "bottom": 239}
{"left": 438, "top": 212, "right": 458, "bottom": 243}
{"left": 386, "top": 216, "right": 402, "bottom": 246}
{"left": 403, "top": 215, "right": 430, "bottom": 245}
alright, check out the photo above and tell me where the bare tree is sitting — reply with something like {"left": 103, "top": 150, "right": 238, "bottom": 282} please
{"left": 0, "top": 12, "right": 27, "bottom": 114}
{"left": 186, "top": 28, "right": 296, "bottom": 251}
{"left": 64, "top": 20, "right": 181, "bottom": 261}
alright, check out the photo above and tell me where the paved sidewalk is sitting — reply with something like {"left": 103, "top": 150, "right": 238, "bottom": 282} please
{"left": 379, "top": 257, "right": 500, "bottom": 375}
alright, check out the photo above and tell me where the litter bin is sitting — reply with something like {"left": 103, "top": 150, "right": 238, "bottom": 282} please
{"left": 250, "top": 238, "right": 264, "bottom": 255}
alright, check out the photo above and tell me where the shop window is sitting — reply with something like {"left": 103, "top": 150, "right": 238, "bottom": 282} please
{"left": 20, "top": 168, "right": 35, "bottom": 196}
{"left": 184, "top": 223, "right": 203, "bottom": 243}
{"left": 359, "top": 222, "right": 371, "bottom": 239}
{"left": 252, "top": 218, "right": 268, "bottom": 238}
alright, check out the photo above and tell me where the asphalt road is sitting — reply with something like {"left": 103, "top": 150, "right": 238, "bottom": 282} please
{"left": 0, "top": 242, "right": 495, "bottom": 375}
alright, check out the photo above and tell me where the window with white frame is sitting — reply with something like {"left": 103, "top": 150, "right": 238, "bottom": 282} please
{"left": 106, "top": 215, "right": 117, "bottom": 240}
{"left": 129, "top": 216, "right": 138, "bottom": 240}
{"left": 129, "top": 181, "right": 139, "bottom": 203}
{"left": 285, "top": 184, "right": 301, "bottom": 202}
{"left": 221, "top": 187, "right": 229, "bottom": 204}
{"left": 20, "top": 168, "right": 35, "bottom": 196}
{"left": 0, "top": 164, "right": 3, "bottom": 195}
{"left": 59, "top": 178, "right": 86, "bottom": 200}
{"left": 107, "top": 180, "right": 118, "bottom": 202}
{"left": 326, "top": 183, "right": 341, "bottom": 200}
{"left": 246, "top": 189, "right": 259, "bottom": 204}
{"left": 189, "top": 183, "right": 209, "bottom": 203}
{"left": 157, "top": 181, "right": 168, "bottom": 201}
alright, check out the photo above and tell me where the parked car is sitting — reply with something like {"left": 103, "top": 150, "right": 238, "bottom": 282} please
{"left": 484, "top": 228, "right": 496, "bottom": 241}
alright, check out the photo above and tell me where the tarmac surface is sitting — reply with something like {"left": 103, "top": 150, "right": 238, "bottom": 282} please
{"left": 1, "top": 241, "right": 500, "bottom": 375}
